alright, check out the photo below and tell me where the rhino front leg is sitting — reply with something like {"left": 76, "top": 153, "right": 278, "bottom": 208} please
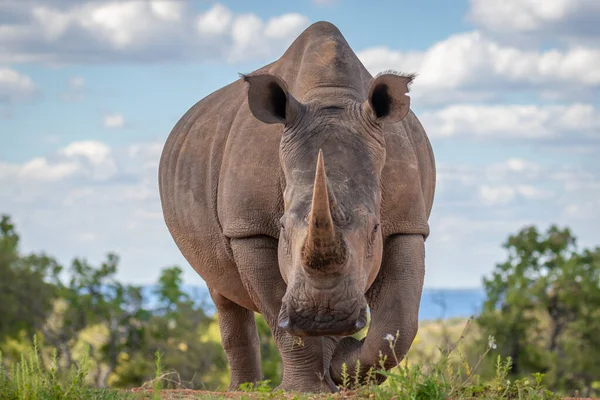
{"left": 230, "top": 236, "right": 339, "bottom": 393}
{"left": 209, "top": 289, "right": 262, "bottom": 390}
{"left": 330, "top": 234, "right": 425, "bottom": 384}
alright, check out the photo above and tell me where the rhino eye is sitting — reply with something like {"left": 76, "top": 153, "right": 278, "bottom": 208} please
{"left": 367, "top": 223, "right": 379, "bottom": 259}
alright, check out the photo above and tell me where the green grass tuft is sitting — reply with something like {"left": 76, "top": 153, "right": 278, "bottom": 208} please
{"left": 0, "top": 337, "right": 131, "bottom": 400}
{"left": 238, "top": 380, "right": 272, "bottom": 393}
{"left": 336, "top": 320, "right": 561, "bottom": 400}
{"left": 152, "top": 350, "right": 163, "bottom": 400}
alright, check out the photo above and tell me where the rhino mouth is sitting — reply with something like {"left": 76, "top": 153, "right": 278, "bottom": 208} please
{"left": 277, "top": 297, "right": 368, "bottom": 337}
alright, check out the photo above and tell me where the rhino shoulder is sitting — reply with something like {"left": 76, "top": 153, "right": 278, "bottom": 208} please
{"left": 381, "top": 111, "right": 436, "bottom": 239}
{"left": 217, "top": 103, "right": 285, "bottom": 240}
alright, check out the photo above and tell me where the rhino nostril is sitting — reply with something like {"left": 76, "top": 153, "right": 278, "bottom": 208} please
{"left": 355, "top": 307, "right": 368, "bottom": 330}
{"left": 278, "top": 317, "right": 290, "bottom": 329}
{"left": 355, "top": 317, "right": 366, "bottom": 330}
{"left": 277, "top": 302, "right": 291, "bottom": 331}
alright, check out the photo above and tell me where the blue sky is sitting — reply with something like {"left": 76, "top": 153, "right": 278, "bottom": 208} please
{"left": 1, "top": 0, "right": 599, "bottom": 288}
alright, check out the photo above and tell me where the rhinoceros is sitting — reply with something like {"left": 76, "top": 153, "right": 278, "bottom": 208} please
{"left": 158, "top": 21, "right": 435, "bottom": 393}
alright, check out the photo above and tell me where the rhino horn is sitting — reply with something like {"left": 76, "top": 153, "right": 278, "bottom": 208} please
{"left": 309, "top": 150, "right": 335, "bottom": 237}
{"left": 303, "top": 150, "right": 347, "bottom": 269}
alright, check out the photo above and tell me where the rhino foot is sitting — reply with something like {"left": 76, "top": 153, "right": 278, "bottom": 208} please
{"left": 275, "top": 372, "right": 339, "bottom": 394}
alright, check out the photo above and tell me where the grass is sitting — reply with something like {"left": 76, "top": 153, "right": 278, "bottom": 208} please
{"left": 0, "top": 336, "right": 130, "bottom": 400}
{"left": 332, "top": 322, "right": 560, "bottom": 400}
{"left": 0, "top": 319, "right": 563, "bottom": 400}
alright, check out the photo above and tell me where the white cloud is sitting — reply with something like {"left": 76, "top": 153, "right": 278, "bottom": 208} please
{"left": 149, "top": 0, "right": 183, "bottom": 22}
{"left": 486, "top": 158, "right": 544, "bottom": 180}
{"left": 421, "top": 103, "right": 600, "bottom": 140}
{"left": 478, "top": 184, "right": 552, "bottom": 206}
{"left": 436, "top": 157, "right": 599, "bottom": 211}
{"left": 228, "top": 13, "right": 309, "bottom": 63}
{"left": 29, "top": 1, "right": 183, "bottom": 49}
{"left": 478, "top": 185, "right": 517, "bottom": 205}
{"left": 468, "top": 0, "right": 600, "bottom": 46}
{"left": 63, "top": 76, "right": 85, "bottom": 101}
{"left": 60, "top": 141, "right": 111, "bottom": 165}
{"left": 357, "top": 47, "right": 424, "bottom": 75}
{"left": 425, "top": 213, "right": 537, "bottom": 288}
{"left": 229, "top": 14, "right": 267, "bottom": 62}
{"left": 0, "top": 68, "right": 37, "bottom": 104}
{"left": 357, "top": 31, "right": 600, "bottom": 104}
{"left": 564, "top": 201, "right": 598, "bottom": 219}
{"left": 0, "top": 1, "right": 311, "bottom": 65}
{"left": 426, "top": 157, "right": 600, "bottom": 287}
{"left": 264, "top": 14, "right": 310, "bottom": 40}
{"left": 196, "top": 4, "right": 232, "bottom": 36}
{"left": 103, "top": 113, "right": 125, "bottom": 129}
{"left": 68, "top": 76, "right": 85, "bottom": 89}
{"left": 0, "top": 139, "right": 192, "bottom": 285}
{"left": 1, "top": 140, "right": 116, "bottom": 183}
{"left": 18, "top": 157, "right": 80, "bottom": 182}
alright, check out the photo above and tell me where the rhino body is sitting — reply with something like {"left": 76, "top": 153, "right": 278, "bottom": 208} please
{"left": 159, "top": 21, "right": 435, "bottom": 392}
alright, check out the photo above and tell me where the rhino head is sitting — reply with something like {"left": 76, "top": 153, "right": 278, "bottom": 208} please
{"left": 243, "top": 71, "right": 413, "bottom": 336}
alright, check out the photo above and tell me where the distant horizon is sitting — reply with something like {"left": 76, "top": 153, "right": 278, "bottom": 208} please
{"left": 141, "top": 284, "right": 486, "bottom": 321}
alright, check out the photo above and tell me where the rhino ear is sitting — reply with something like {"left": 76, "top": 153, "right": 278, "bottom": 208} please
{"left": 241, "top": 73, "right": 303, "bottom": 125}
{"left": 364, "top": 72, "right": 415, "bottom": 124}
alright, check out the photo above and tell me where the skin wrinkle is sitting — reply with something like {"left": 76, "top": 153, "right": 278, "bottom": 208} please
{"left": 288, "top": 292, "right": 360, "bottom": 329}
{"left": 303, "top": 86, "right": 363, "bottom": 101}
{"left": 159, "top": 21, "right": 435, "bottom": 393}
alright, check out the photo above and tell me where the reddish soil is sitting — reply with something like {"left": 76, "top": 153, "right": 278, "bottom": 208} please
{"left": 127, "top": 388, "right": 351, "bottom": 399}
{"left": 128, "top": 388, "right": 598, "bottom": 400}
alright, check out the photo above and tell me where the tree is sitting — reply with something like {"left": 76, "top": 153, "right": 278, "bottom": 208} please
{"left": 97, "top": 278, "right": 150, "bottom": 387}
{"left": 110, "top": 267, "right": 227, "bottom": 389}
{"left": 477, "top": 225, "right": 600, "bottom": 396}
{"left": 41, "top": 253, "right": 125, "bottom": 374}
{"left": 0, "top": 215, "right": 61, "bottom": 341}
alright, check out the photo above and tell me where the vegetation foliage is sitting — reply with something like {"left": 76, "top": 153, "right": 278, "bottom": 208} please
{"left": 0, "top": 214, "right": 598, "bottom": 399}
{"left": 476, "top": 225, "right": 600, "bottom": 397}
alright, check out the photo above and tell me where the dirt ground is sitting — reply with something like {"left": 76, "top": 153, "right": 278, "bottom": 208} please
{"left": 128, "top": 388, "right": 598, "bottom": 400}
{"left": 128, "top": 388, "right": 347, "bottom": 399}
{"left": 128, "top": 388, "right": 368, "bottom": 399}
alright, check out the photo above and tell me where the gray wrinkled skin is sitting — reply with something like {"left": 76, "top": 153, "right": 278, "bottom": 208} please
{"left": 159, "top": 21, "right": 435, "bottom": 393}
